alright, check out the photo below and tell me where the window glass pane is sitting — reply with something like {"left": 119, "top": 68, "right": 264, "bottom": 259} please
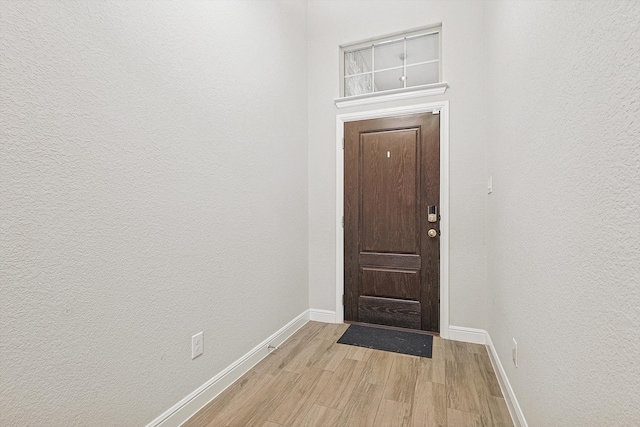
{"left": 374, "top": 68, "right": 404, "bottom": 92}
{"left": 405, "top": 62, "right": 439, "bottom": 87}
{"left": 344, "top": 74, "right": 373, "bottom": 97}
{"left": 374, "top": 39, "right": 404, "bottom": 70}
{"left": 406, "top": 33, "right": 439, "bottom": 65}
{"left": 344, "top": 47, "right": 373, "bottom": 76}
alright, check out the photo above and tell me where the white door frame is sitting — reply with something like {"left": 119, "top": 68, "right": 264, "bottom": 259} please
{"left": 335, "top": 101, "right": 450, "bottom": 338}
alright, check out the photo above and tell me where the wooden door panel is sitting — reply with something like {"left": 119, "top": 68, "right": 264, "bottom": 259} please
{"left": 360, "top": 130, "right": 419, "bottom": 254}
{"left": 358, "top": 296, "right": 421, "bottom": 330}
{"left": 359, "top": 252, "right": 421, "bottom": 269}
{"left": 345, "top": 113, "right": 440, "bottom": 333}
{"left": 360, "top": 268, "right": 420, "bottom": 300}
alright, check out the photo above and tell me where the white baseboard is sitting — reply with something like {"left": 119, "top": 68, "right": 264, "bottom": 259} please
{"left": 448, "top": 325, "right": 527, "bottom": 427}
{"left": 309, "top": 309, "right": 337, "bottom": 323}
{"left": 145, "top": 310, "right": 311, "bottom": 427}
{"left": 448, "top": 325, "right": 487, "bottom": 345}
{"left": 485, "top": 333, "right": 528, "bottom": 427}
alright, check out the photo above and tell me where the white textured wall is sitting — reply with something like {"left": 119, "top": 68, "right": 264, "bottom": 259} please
{"left": 485, "top": 1, "right": 640, "bottom": 425}
{"left": 0, "top": 1, "right": 308, "bottom": 426}
{"left": 307, "top": 0, "right": 488, "bottom": 329}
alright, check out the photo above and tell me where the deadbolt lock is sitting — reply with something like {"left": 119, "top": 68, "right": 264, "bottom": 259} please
{"left": 427, "top": 205, "right": 438, "bottom": 223}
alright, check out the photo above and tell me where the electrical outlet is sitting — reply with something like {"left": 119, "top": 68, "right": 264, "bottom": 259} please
{"left": 192, "top": 332, "right": 203, "bottom": 359}
{"left": 512, "top": 338, "right": 518, "bottom": 367}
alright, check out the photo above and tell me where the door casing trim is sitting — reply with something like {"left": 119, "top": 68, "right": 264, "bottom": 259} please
{"left": 335, "top": 101, "right": 450, "bottom": 338}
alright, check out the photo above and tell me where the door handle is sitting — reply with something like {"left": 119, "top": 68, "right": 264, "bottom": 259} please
{"left": 427, "top": 229, "right": 439, "bottom": 238}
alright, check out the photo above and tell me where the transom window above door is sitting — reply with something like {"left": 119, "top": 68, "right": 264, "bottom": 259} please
{"left": 337, "top": 26, "right": 447, "bottom": 108}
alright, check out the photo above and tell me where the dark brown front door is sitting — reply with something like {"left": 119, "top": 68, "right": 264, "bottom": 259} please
{"left": 344, "top": 112, "right": 440, "bottom": 333}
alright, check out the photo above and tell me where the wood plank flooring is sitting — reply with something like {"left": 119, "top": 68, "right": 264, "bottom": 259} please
{"left": 183, "top": 322, "right": 513, "bottom": 427}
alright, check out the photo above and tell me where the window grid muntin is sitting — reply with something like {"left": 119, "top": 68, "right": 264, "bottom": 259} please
{"left": 344, "top": 58, "right": 440, "bottom": 79}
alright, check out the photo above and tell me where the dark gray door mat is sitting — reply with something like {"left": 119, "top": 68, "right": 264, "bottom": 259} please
{"left": 337, "top": 324, "right": 433, "bottom": 358}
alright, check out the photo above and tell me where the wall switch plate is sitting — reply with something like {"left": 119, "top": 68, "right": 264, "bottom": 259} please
{"left": 488, "top": 176, "right": 493, "bottom": 194}
{"left": 512, "top": 338, "right": 518, "bottom": 367}
{"left": 192, "top": 332, "right": 203, "bottom": 359}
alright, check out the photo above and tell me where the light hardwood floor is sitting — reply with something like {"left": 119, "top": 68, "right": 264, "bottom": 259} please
{"left": 183, "top": 322, "right": 513, "bottom": 427}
